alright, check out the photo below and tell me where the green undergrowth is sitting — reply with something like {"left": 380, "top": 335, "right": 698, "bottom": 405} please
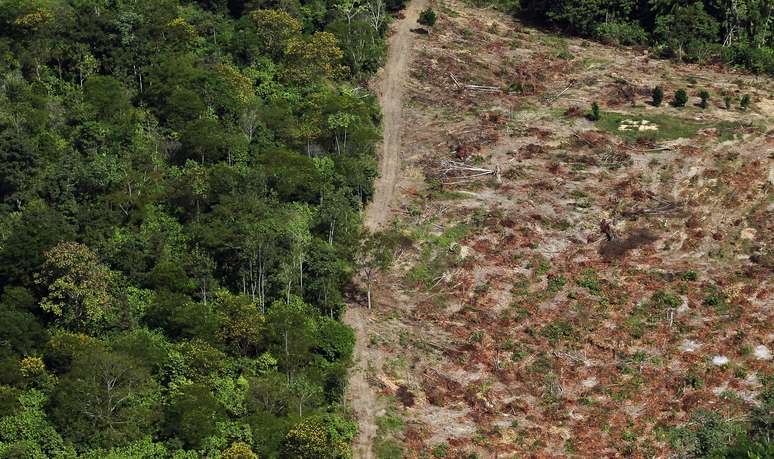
{"left": 595, "top": 112, "right": 756, "bottom": 141}
{"left": 404, "top": 223, "right": 469, "bottom": 289}
{"left": 374, "top": 403, "right": 405, "bottom": 459}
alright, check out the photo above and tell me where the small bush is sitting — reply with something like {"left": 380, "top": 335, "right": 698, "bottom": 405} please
{"left": 652, "top": 86, "right": 664, "bottom": 106}
{"left": 589, "top": 101, "right": 601, "bottom": 121}
{"left": 673, "top": 89, "right": 688, "bottom": 107}
{"left": 386, "top": 0, "right": 407, "bottom": 12}
{"left": 432, "top": 443, "right": 449, "bottom": 458}
{"left": 722, "top": 43, "right": 774, "bottom": 75}
{"left": 418, "top": 8, "right": 437, "bottom": 27}
{"left": 594, "top": 21, "right": 648, "bottom": 46}
{"left": 699, "top": 90, "right": 710, "bottom": 108}
{"left": 740, "top": 94, "right": 751, "bottom": 111}
{"left": 723, "top": 95, "right": 732, "bottom": 109}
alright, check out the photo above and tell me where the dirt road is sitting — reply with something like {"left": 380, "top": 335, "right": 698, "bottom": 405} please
{"left": 364, "top": 0, "right": 425, "bottom": 231}
{"left": 346, "top": 1, "right": 425, "bottom": 457}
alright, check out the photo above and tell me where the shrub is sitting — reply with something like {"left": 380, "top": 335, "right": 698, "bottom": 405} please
{"left": 386, "top": 0, "right": 407, "bottom": 11}
{"left": 699, "top": 90, "right": 710, "bottom": 108}
{"left": 722, "top": 44, "right": 774, "bottom": 75}
{"left": 740, "top": 94, "right": 751, "bottom": 111}
{"left": 673, "top": 89, "right": 688, "bottom": 107}
{"left": 593, "top": 21, "right": 648, "bottom": 46}
{"left": 418, "top": 8, "right": 437, "bottom": 27}
{"left": 589, "top": 101, "right": 601, "bottom": 121}
{"left": 652, "top": 86, "right": 664, "bottom": 106}
{"left": 723, "top": 95, "right": 732, "bottom": 109}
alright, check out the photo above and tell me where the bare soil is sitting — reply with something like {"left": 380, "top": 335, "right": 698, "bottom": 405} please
{"left": 346, "top": 1, "right": 427, "bottom": 457}
{"left": 349, "top": 0, "right": 773, "bottom": 457}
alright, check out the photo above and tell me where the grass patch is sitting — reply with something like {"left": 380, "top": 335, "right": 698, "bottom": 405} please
{"left": 375, "top": 438, "right": 403, "bottom": 459}
{"left": 596, "top": 112, "right": 702, "bottom": 141}
{"left": 596, "top": 112, "right": 759, "bottom": 142}
{"left": 376, "top": 412, "right": 404, "bottom": 435}
{"left": 404, "top": 224, "right": 469, "bottom": 289}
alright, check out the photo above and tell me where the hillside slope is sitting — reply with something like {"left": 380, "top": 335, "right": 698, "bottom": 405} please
{"left": 351, "top": 0, "right": 773, "bottom": 457}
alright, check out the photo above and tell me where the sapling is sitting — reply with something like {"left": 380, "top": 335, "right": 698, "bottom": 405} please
{"left": 589, "top": 101, "right": 601, "bottom": 121}
{"left": 673, "top": 89, "right": 688, "bottom": 107}
{"left": 652, "top": 86, "right": 663, "bottom": 106}
{"left": 740, "top": 94, "right": 751, "bottom": 111}
{"left": 699, "top": 90, "right": 710, "bottom": 108}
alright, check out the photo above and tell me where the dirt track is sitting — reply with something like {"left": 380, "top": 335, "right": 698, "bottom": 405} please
{"left": 364, "top": 0, "right": 425, "bottom": 231}
{"left": 346, "top": 1, "right": 425, "bottom": 457}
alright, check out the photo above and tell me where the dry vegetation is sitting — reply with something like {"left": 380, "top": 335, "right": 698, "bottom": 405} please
{"left": 359, "top": 0, "right": 773, "bottom": 457}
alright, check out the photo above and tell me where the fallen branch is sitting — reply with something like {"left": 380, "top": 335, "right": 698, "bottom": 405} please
{"left": 620, "top": 143, "right": 673, "bottom": 152}
{"left": 449, "top": 72, "right": 461, "bottom": 89}
{"left": 544, "top": 80, "right": 576, "bottom": 105}
{"left": 449, "top": 73, "right": 503, "bottom": 93}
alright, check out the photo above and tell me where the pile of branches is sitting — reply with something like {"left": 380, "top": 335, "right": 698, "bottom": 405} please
{"left": 426, "top": 159, "right": 501, "bottom": 185}
{"left": 449, "top": 126, "right": 501, "bottom": 160}
{"left": 620, "top": 191, "right": 683, "bottom": 218}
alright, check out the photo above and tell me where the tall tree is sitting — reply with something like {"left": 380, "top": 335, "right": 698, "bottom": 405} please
{"left": 36, "top": 242, "right": 118, "bottom": 332}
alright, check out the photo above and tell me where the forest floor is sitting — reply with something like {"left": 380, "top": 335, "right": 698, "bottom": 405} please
{"left": 348, "top": 0, "right": 773, "bottom": 457}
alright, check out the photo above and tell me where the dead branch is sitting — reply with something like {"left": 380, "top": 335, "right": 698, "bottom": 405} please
{"left": 543, "top": 80, "right": 576, "bottom": 105}
{"left": 449, "top": 73, "right": 503, "bottom": 93}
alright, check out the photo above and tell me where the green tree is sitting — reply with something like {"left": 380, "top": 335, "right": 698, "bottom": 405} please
{"left": 673, "top": 88, "right": 688, "bottom": 107}
{"left": 265, "top": 296, "right": 317, "bottom": 382}
{"left": 0, "top": 389, "right": 73, "bottom": 458}
{"left": 163, "top": 384, "right": 225, "bottom": 450}
{"left": 143, "top": 290, "right": 221, "bottom": 343}
{"left": 740, "top": 94, "right": 752, "bottom": 110}
{"left": 249, "top": 9, "right": 303, "bottom": 59}
{"left": 418, "top": 8, "right": 437, "bottom": 27}
{"left": 654, "top": 2, "right": 721, "bottom": 62}
{"left": 288, "top": 376, "right": 323, "bottom": 417}
{"left": 222, "top": 442, "right": 259, "bottom": 459}
{"left": 282, "top": 413, "right": 356, "bottom": 459}
{"left": 699, "top": 89, "right": 710, "bottom": 108}
{"left": 0, "top": 307, "right": 47, "bottom": 356}
{"left": 283, "top": 32, "right": 345, "bottom": 84}
{"left": 216, "top": 290, "right": 265, "bottom": 356}
{"left": 589, "top": 101, "right": 601, "bottom": 121}
{"left": 0, "top": 203, "right": 75, "bottom": 286}
{"left": 246, "top": 371, "right": 292, "bottom": 417}
{"left": 36, "top": 242, "right": 119, "bottom": 332}
{"left": 652, "top": 85, "right": 664, "bottom": 106}
{"left": 356, "top": 230, "right": 395, "bottom": 309}
{"left": 50, "top": 348, "right": 159, "bottom": 449}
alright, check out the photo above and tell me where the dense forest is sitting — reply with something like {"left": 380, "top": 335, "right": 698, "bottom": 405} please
{"left": 0, "top": 0, "right": 401, "bottom": 457}
{"left": 492, "top": 0, "right": 774, "bottom": 74}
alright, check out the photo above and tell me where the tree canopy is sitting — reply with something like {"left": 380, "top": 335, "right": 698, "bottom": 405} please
{"left": 0, "top": 0, "right": 395, "bottom": 456}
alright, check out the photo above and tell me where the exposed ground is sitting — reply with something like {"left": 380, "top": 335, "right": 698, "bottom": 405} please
{"left": 346, "top": 0, "right": 427, "bottom": 457}
{"left": 349, "top": 0, "right": 773, "bottom": 458}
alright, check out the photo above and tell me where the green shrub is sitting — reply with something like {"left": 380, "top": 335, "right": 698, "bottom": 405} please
{"left": 723, "top": 95, "right": 732, "bottom": 109}
{"left": 722, "top": 44, "right": 774, "bottom": 75}
{"left": 673, "top": 89, "right": 688, "bottom": 107}
{"left": 589, "top": 101, "right": 601, "bottom": 121}
{"left": 418, "top": 8, "right": 437, "bottom": 27}
{"left": 652, "top": 86, "right": 664, "bottom": 106}
{"left": 386, "top": 0, "right": 407, "bottom": 11}
{"left": 740, "top": 94, "right": 751, "bottom": 111}
{"left": 699, "top": 90, "right": 710, "bottom": 108}
{"left": 432, "top": 442, "right": 449, "bottom": 457}
{"left": 593, "top": 21, "right": 648, "bottom": 46}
